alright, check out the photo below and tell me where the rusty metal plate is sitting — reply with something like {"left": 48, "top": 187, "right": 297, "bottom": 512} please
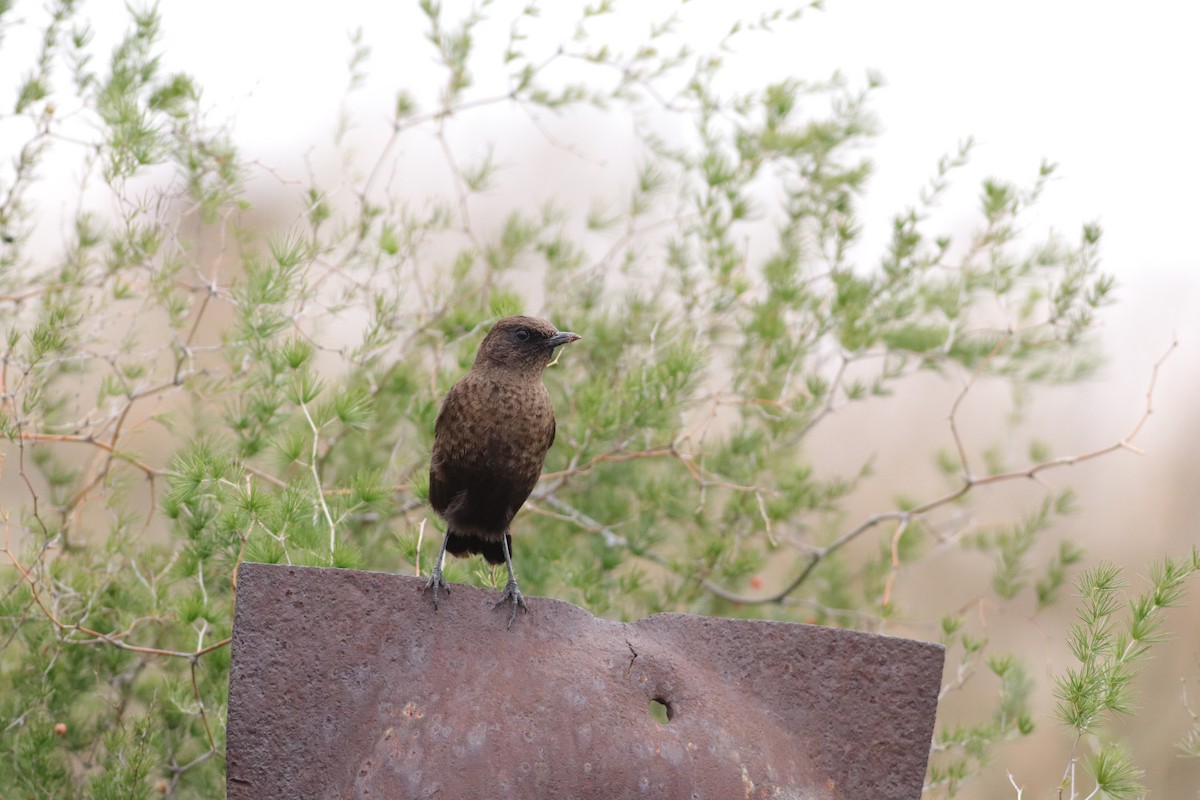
{"left": 227, "top": 563, "right": 943, "bottom": 799}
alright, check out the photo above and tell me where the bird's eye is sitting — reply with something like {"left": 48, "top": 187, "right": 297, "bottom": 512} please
{"left": 516, "top": 329, "right": 531, "bottom": 342}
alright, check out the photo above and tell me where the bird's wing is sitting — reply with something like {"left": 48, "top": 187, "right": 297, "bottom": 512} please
{"left": 428, "top": 385, "right": 467, "bottom": 515}
{"left": 428, "top": 463, "right": 454, "bottom": 516}
{"left": 432, "top": 381, "right": 462, "bottom": 440}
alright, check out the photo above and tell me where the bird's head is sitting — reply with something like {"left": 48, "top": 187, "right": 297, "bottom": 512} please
{"left": 473, "top": 315, "right": 581, "bottom": 373}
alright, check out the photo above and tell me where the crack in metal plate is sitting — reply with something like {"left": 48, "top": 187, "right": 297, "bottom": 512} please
{"left": 227, "top": 563, "right": 943, "bottom": 799}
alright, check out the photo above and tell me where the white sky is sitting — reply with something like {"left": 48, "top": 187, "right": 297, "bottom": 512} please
{"left": 6, "top": 1, "right": 1197, "bottom": 278}
{"left": 147, "top": 1, "right": 1200, "bottom": 273}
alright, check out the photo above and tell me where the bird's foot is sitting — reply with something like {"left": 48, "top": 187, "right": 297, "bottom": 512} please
{"left": 424, "top": 567, "right": 450, "bottom": 610}
{"left": 493, "top": 580, "right": 528, "bottom": 629}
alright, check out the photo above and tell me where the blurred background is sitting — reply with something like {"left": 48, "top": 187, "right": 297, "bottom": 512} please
{"left": 2, "top": 0, "right": 1198, "bottom": 796}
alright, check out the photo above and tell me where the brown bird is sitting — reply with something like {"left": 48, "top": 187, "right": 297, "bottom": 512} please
{"left": 426, "top": 315, "right": 580, "bottom": 627}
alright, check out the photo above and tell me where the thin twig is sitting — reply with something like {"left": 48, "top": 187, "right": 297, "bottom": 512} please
{"left": 2, "top": 512, "right": 232, "bottom": 660}
{"left": 297, "top": 398, "right": 338, "bottom": 555}
{"left": 948, "top": 333, "right": 1013, "bottom": 480}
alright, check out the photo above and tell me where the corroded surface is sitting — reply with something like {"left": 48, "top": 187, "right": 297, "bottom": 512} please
{"left": 227, "top": 562, "right": 944, "bottom": 799}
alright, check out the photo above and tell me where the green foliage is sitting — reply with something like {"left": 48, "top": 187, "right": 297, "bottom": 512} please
{"left": 1085, "top": 743, "right": 1143, "bottom": 800}
{"left": 1053, "top": 551, "right": 1200, "bottom": 798}
{"left": 927, "top": 638, "right": 1036, "bottom": 796}
{"left": 0, "top": 1, "right": 1181, "bottom": 798}
{"left": 968, "top": 489, "right": 1078, "bottom": 602}
{"left": 1055, "top": 557, "right": 1193, "bottom": 735}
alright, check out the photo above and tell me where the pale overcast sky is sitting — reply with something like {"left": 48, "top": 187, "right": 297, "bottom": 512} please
{"left": 4, "top": 1, "right": 1197, "bottom": 367}
{"left": 6, "top": 2, "right": 1197, "bottom": 275}
{"left": 151, "top": 1, "right": 1200, "bottom": 275}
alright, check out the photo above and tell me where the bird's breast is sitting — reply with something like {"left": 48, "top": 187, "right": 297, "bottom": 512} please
{"left": 440, "top": 375, "right": 554, "bottom": 468}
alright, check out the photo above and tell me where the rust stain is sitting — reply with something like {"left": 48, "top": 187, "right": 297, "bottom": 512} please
{"left": 741, "top": 764, "right": 755, "bottom": 799}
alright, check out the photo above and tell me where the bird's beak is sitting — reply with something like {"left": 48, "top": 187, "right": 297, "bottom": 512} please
{"left": 546, "top": 331, "right": 581, "bottom": 349}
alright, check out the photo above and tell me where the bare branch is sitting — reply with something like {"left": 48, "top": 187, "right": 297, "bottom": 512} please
{"left": 701, "top": 337, "right": 1178, "bottom": 606}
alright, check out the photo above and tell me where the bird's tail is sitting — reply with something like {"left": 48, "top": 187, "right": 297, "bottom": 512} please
{"left": 445, "top": 530, "right": 510, "bottom": 566}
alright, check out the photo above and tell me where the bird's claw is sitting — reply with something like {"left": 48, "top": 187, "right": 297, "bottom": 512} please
{"left": 424, "top": 568, "right": 450, "bottom": 610}
{"left": 494, "top": 580, "right": 528, "bottom": 629}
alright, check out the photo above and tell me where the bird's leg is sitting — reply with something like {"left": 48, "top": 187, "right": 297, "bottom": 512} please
{"left": 424, "top": 530, "right": 451, "bottom": 609}
{"left": 494, "top": 533, "right": 528, "bottom": 629}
